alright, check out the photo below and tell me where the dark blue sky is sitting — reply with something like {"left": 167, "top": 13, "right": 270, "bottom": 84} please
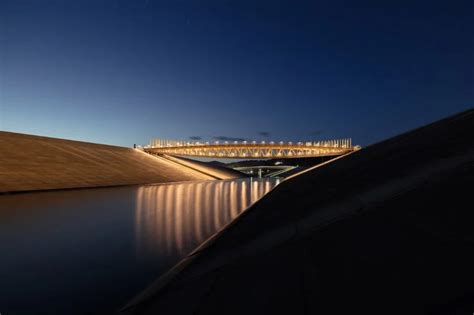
{"left": 1, "top": 0, "right": 472, "bottom": 147}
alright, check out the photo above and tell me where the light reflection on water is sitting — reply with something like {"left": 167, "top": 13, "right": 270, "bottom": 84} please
{"left": 135, "top": 178, "right": 280, "bottom": 258}
{"left": 0, "top": 178, "right": 280, "bottom": 315}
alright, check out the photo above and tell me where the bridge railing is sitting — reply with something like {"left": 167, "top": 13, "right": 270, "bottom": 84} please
{"left": 148, "top": 138, "right": 353, "bottom": 149}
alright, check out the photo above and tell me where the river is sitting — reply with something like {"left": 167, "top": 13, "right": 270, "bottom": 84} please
{"left": 0, "top": 178, "right": 280, "bottom": 314}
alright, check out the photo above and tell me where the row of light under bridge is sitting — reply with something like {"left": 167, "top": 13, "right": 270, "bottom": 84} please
{"left": 143, "top": 138, "right": 359, "bottom": 159}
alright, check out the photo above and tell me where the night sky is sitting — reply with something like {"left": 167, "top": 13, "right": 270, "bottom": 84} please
{"left": 1, "top": 0, "right": 472, "bottom": 147}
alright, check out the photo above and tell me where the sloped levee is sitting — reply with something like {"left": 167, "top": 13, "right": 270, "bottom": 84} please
{"left": 158, "top": 154, "right": 247, "bottom": 180}
{"left": 0, "top": 132, "right": 238, "bottom": 193}
{"left": 120, "top": 109, "right": 474, "bottom": 315}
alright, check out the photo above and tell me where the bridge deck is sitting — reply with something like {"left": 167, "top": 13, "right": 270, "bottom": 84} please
{"left": 144, "top": 139, "right": 357, "bottom": 159}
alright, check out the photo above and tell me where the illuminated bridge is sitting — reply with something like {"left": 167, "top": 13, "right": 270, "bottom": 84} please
{"left": 143, "top": 138, "right": 359, "bottom": 159}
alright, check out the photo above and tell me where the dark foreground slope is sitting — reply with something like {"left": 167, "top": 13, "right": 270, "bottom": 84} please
{"left": 0, "top": 132, "right": 234, "bottom": 193}
{"left": 121, "top": 109, "right": 474, "bottom": 315}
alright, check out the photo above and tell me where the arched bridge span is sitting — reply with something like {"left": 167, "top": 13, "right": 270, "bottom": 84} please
{"left": 143, "top": 138, "right": 359, "bottom": 159}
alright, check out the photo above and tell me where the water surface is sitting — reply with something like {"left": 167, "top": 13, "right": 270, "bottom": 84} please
{"left": 0, "top": 178, "right": 279, "bottom": 314}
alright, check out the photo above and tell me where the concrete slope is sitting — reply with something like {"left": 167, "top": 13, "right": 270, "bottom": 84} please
{"left": 0, "top": 132, "right": 216, "bottom": 193}
{"left": 121, "top": 109, "right": 474, "bottom": 315}
{"left": 159, "top": 154, "right": 246, "bottom": 179}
